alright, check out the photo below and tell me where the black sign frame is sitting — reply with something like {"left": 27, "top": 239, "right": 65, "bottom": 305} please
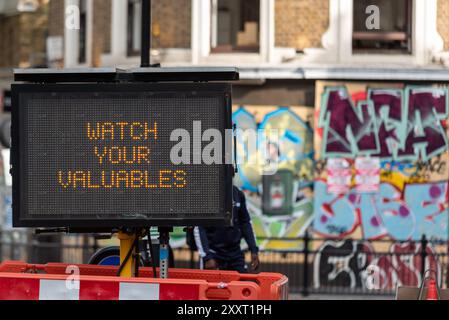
{"left": 12, "top": 83, "right": 233, "bottom": 228}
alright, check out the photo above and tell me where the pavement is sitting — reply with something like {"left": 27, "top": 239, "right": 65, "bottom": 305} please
{"left": 289, "top": 293, "right": 394, "bottom": 300}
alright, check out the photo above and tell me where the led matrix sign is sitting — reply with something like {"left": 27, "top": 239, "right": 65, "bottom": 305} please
{"left": 12, "top": 83, "right": 233, "bottom": 227}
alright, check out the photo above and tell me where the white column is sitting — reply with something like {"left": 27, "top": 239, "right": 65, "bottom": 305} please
{"left": 320, "top": 0, "right": 340, "bottom": 62}
{"left": 338, "top": 0, "right": 353, "bottom": 63}
{"left": 211, "top": 0, "right": 218, "bottom": 48}
{"left": 260, "top": 0, "right": 275, "bottom": 63}
{"left": 64, "top": 0, "right": 94, "bottom": 67}
{"left": 86, "top": 0, "right": 94, "bottom": 66}
{"left": 191, "top": 0, "right": 211, "bottom": 64}
{"left": 111, "top": 0, "right": 128, "bottom": 61}
{"left": 201, "top": 1, "right": 211, "bottom": 58}
{"left": 64, "top": 0, "right": 79, "bottom": 67}
{"left": 191, "top": 0, "right": 200, "bottom": 64}
{"left": 414, "top": 0, "right": 443, "bottom": 65}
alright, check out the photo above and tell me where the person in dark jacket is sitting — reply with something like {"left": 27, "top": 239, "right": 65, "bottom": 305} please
{"left": 194, "top": 186, "right": 260, "bottom": 273}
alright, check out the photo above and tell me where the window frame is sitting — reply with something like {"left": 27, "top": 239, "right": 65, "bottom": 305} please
{"left": 319, "top": 0, "right": 443, "bottom": 65}
{"left": 210, "top": 0, "right": 261, "bottom": 54}
{"left": 351, "top": 0, "right": 413, "bottom": 54}
{"left": 126, "top": 0, "right": 142, "bottom": 57}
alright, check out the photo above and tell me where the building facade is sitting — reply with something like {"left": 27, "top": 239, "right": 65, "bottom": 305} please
{"left": 46, "top": 0, "right": 449, "bottom": 68}
{"left": 0, "top": 0, "right": 48, "bottom": 69}
{"left": 20, "top": 0, "right": 449, "bottom": 240}
{"left": 3, "top": 1, "right": 449, "bottom": 289}
{"left": 42, "top": 0, "right": 449, "bottom": 106}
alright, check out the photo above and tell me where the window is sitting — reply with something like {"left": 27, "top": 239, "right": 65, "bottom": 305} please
{"left": 78, "top": 0, "right": 87, "bottom": 63}
{"left": 127, "top": 0, "right": 142, "bottom": 56}
{"left": 211, "top": 0, "right": 260, "bottom": 53}
{"left": 352, "top": 0, "right": 412, "bottom": 54}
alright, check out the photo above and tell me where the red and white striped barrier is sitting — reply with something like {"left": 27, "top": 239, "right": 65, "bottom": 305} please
{"left": 0, "top": 261, "right": 288, "bottom": 300}
{"left": 0, "top": 275, "right": 200, "bottom": 300}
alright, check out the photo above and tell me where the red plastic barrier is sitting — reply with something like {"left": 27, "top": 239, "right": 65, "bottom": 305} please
{"left": 0, "top": 261, "right": 288, "bottom": 300}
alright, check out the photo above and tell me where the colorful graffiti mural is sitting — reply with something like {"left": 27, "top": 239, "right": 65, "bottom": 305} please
{"left": 314, "top": 81, "right": 449, "bottom": 241}
{"left": 313, "top": 239, "right": 442, "bottom": 290}
{"left": 314, "top": 181, "right": 448, "bottom": 240}
{"left": 318, "top": 86, "right": 449, "bottom": 161}
{"left": 232, "top": 105, "right": 314, "bottom": 250}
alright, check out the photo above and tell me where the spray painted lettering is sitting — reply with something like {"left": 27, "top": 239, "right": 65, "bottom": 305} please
{"left": 318, "top": 87, "right": 449, "bottom": 161}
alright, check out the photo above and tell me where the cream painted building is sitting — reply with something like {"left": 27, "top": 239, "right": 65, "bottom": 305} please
{"left": 3, "top": 0, "right": 449, "bottom": 104}
{"left": 48, "top": 1, "right": 449, "bottom": 69}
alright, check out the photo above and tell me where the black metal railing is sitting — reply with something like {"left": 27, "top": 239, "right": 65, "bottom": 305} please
{"left": 0, "top": 230, "right": 98, "bottom": 265}
{"left": 172, "top": 233, "right": 449, "bottom": 296}
{"left": 0, "top": 229, "right": 447, "bottom": 297}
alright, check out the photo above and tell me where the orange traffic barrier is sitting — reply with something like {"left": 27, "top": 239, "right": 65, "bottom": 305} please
{"left": 0, "top": 261, "right": 288, "bottom": 300}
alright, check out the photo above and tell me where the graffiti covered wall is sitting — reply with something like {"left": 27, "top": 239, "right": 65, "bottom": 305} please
{"left": 232, "top": 80, "right": 449, "bottom": 253}
{"left": 232, "top": 105, "right": 314, "bottom": 250}
{"left": 311, "top": 81, "right": 449, "bottom": 290}
{"left": 313, "top": 238, "right": 441, "bottom": 290}
{"left": 314, "top": 81, "right": 449, "bottom": 242}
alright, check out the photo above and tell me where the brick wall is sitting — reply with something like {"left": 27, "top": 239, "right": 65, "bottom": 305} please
{"left": 46, "top": 0, "right": 191, "bottom": 66}
{"left": 438, "top": 0, "right": 449, "bottom": 51}
{"left": 20, "top": 10, "right": 48, "bottom": 67}
{"left": 0, "top": 15, "right": 21, "bottom": 67}
{"left": 152, "top": 0, "right": 191, "bottom": 49}
{"left": 275, "top": 0, "right": 329, "bottom": 50}
{"left": 0, "top": 1, "right": 48, "bottom": 68}
{"left": 48, "top": 0, "right": 64, "bottom": 37}
{"left": 92, "top": 0, "right": 112, "bottom": 67}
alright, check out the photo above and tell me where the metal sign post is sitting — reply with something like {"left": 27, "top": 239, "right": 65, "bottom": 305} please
{"left": 141, "top": 0, "right": 151, "bottom": 68}
{"left": 119, "top": 0, "right": 151, "bottom": 277}
{"left": 158, "top": 227, "right": 172, "bottom": 279}
{"left": 141, "top": 0, "right": 171, "bottom": 279}
{"left": 117, "top": 231, "right": 137, "bottom": 277}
